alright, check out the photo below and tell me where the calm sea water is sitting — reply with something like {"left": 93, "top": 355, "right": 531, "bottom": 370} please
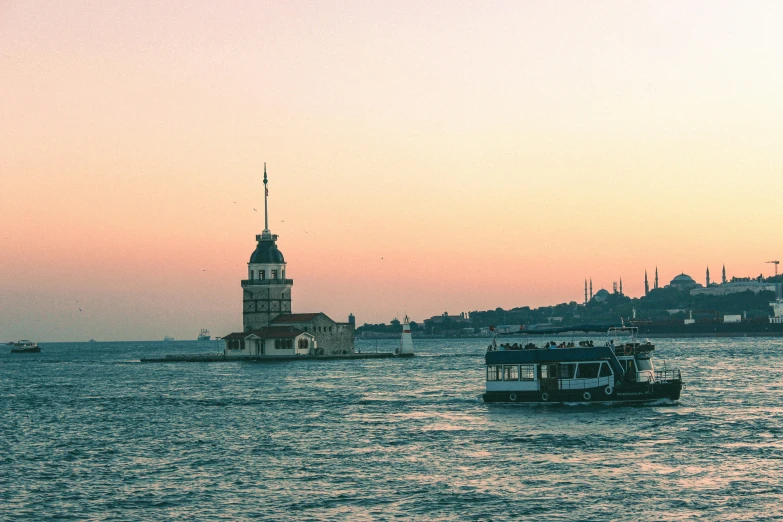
{"left": 2, "top": 337, "right": 783, "bottom": 521}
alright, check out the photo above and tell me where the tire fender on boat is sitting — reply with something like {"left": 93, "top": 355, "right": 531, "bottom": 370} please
{"left": 605, "top": 386, "right": 613, "bottom": 396}
{"left": 509, "top": 393, "right": 517, "bottom": 402}
{"left": 541, "top": 392, "right": 549, "bottom": 402}
{"left": 583, "top": 391, "right": 592, "bottom": 401}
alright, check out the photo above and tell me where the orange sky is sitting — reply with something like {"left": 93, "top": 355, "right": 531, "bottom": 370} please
{"left": 2, "top": 1, "right": 782, "bottom": 341}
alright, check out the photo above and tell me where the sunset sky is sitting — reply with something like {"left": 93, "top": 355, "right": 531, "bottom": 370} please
{"left": 2, "top": 1, "right": 782, "bottom": 341}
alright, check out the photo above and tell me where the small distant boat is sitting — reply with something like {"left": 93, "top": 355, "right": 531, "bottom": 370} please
{"left": 11, "top": 340, "right": 41, "bottom": 353}
{"left": 89, "top": 339, "right": 96, "bottom": 343}
{"left": 164, "top": 336, "right": 174, "bottom": 342}
{"left": 197, "top": 328, "right": 211, "bottom": 341}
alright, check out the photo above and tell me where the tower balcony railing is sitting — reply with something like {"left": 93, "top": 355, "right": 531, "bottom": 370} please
{"left": 241, "top": 278, "right": 294, "bottom": 287}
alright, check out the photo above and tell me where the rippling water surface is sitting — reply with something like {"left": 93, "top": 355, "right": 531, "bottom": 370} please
{"left": 2, "top": 337, "right": 783, "bottom": 520}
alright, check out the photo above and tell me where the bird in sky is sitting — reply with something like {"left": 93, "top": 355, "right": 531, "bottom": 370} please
{"left": 253, "top": 208, "right": 257, "bottom": 211}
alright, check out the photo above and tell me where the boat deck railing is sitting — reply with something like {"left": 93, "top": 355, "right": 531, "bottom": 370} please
{"left": 654, "top": 369, "right": 681, "bottom": 382}
{"left": 555, "top": 378, "right": 612, "bottom": 391}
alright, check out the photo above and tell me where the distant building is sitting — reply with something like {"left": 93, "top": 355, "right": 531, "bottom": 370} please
{"left": 592, "top": 289, "right": 610, "bottom": 302}
{"left": 666, "top": 273, "right": 702, "bottom": 291}
{"left": 691, "top": 280, "right": 776, "bottom": 296}
{"left": 423, "top": 312, "right": 471, "bottom": 330}
{"left": 495, "top": 325, "right": 523, "bottom": 334}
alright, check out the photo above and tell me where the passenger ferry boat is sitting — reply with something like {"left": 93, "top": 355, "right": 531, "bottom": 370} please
{"left": 10, "top": 340, "right": 41, "bottom": 353}
{"left": 197, "top": 328, "right": 211, "bottom": 341}
{"left": 483, "top": 327, "right": 682, "bottom": 404}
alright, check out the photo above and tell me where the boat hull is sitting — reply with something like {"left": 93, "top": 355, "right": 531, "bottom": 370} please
{"left": 11, "top": 346, "right": 41, "bottom": 353}
{"left": 483, "top": 380, "right": 682, "bottom": 404}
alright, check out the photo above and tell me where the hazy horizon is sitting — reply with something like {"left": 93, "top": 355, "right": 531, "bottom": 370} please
{"left": 3, "top": 1, "right": 782, "bottom": 341}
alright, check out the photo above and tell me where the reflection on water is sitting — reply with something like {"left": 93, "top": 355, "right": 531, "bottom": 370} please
{"left": 2, "top": 337, "right": 783, "bottom": 520}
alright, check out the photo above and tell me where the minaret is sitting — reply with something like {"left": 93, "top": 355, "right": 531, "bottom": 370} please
{"left": 242, "top": 164, "right": 294, "bottom": 331}
{"left": 620, "top": 277, "right": 623, "bottom": 295}
{"left": 584, "top": 279, "right": 588, "bottom": 305}
{"left": 722, "top": 264, "right": 727, "bottom": 284}
{"left": 644, "top": 270, "right": 649, "bottom": 296}
{"left": 655, "top": 267, "right": 659, "bottom": 289}
{"left": 589, "top": 278, "right": 593, "bottom": 299}
{"left": 706, "top": 267, "right": 710, "bottom": 286}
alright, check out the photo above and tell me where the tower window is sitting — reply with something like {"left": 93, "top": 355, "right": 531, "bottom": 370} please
{"left": 271, "top": 270, "right": 278, "bottom": 279}
{"left": 259, "top": 270, "right": 265, "bottom": 280}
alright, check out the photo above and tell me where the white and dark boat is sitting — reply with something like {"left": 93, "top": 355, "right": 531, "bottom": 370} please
{"left": 10, "top": 340, "right": 41, "bottom": 353}
{"left": 197, "top": 328, "right": 211, "bottom": 341}
{"left": 483, "top": 326, "right": 682, "bottom": 404}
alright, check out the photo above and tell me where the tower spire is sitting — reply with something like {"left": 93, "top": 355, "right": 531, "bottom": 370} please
{"left": 644, "top": 270, "right": 649, "bottom": 296}
{"left": 263, "top": 163, "right": 269, "bottom": 234}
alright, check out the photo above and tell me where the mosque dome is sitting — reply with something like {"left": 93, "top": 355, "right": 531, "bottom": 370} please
{"left": 593, "top": 289, "right": 611, "bottom": 302}
{"left": 249, "top": 238, "right": 285, "bottom": 264}
{"left": 668, "top": 273, "right": 700, "bottom": 290}
{"left": 671, "top": 273, "right": 695, "bottom": 284}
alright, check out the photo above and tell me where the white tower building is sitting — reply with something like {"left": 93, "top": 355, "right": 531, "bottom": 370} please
{"left": 397, "top": 315, "right": 415, "bottom": 356}
{"left": 242, "top": 164, "right": 293, "bottom": 331}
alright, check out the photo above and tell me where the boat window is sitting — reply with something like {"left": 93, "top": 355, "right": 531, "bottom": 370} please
{"left": 520, "top": 365, "right": 535, "bottom": 381}
{"left": 636, "top": 359, "right": 653, "bottom": 371}
{"left": 558, "top": 364, "right": 576, "bottom": 379}
{"left": 599, "top": 362, "right": 613, "bottom": 377}
{"left": 576, "top": 363, "right": 600, "bottom": 379}
{"left": 540, "top": 365, "right": 548, "bottom": 379}
{"left": 626, "top": 360, "right": 636, "bottom": 373}
{"left": 503, "top": 365, "right": 519, "bottom": 381}
{"left": 487, "top": 366, "right": 502, "bottom": 381}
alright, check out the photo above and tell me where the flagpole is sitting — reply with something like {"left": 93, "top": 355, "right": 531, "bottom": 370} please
{"left": 263, "top": 163, "right": 269, "bottom": 233}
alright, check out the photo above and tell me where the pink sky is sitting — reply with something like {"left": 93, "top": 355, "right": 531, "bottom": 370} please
{"left": 2, "top": 1, "right": 782, "bottom": 341}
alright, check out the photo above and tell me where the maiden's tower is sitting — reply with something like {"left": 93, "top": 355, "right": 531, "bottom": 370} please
{"left": 222, "top": 165, "right": 355, "bottom": 357}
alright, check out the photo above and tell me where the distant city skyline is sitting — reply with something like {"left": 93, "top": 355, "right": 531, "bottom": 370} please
{"left": 2, "top": 2, "right": 783, "bottom": 340}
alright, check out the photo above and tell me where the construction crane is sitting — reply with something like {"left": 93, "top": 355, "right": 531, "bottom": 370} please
{"left": 767, "top": 260, "right": 780, "bottom": 276}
